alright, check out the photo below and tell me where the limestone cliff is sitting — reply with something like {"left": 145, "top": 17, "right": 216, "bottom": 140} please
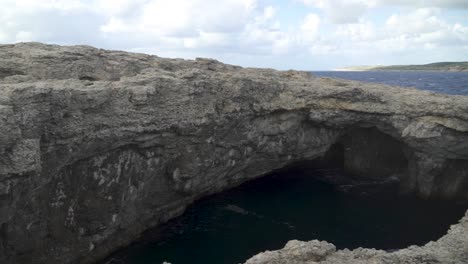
{"left": 0, "top": 43, "right": 467, "bottom": 264}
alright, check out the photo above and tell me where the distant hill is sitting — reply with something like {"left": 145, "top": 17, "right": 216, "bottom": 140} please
{"left": 372, "top": 62, "right": 468, "bottom": 71}
{"left": 338, "top": 62, "right": 468, "bottom": 72}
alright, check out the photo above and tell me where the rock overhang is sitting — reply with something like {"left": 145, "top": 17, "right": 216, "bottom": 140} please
{"left": 0, "top": 42, "right": 467, "bottom": 264}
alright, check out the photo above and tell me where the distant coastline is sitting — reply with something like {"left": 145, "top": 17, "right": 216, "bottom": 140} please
{"left": 335, "top": 61, "right": 468, "bottom": 72}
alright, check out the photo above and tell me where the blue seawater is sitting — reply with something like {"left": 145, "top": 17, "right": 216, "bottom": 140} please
{"left": 312, "top": 71, "right": 468, "bottom": 96}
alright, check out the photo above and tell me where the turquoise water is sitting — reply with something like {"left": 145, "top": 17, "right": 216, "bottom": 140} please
{"left": 103, "top": 165, "right": 467, "bottom": 264}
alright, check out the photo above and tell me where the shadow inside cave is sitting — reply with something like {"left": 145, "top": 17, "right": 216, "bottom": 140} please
{"left": 99, "top": 159, "right": 467, "bottom": 264}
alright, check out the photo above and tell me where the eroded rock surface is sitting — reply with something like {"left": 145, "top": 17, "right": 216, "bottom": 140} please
{"left": 0, "top": 43, "right": 467, "bottom": 264}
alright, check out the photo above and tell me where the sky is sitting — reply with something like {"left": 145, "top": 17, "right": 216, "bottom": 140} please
{"left": 0, "top": 0, "right": 467, "bottom": 70}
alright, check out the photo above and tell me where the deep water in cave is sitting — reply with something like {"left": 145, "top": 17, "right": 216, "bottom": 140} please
{"left": 103, "top": 164, "right": 467, "bottom": 264}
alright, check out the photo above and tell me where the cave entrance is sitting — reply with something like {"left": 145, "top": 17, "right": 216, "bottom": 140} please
{"left": 322, "top": 126, "right": 409, "bottom": 182}
{"left": 101, "top": 160, "right": 467, "bottom": 264}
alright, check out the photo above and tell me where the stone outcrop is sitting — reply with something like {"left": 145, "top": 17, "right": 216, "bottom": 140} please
{"left": 0, "top": 43, "right": 467, "bottom": 264}
{"left": 245, "top": 211, "right": 468, "bottom": 264}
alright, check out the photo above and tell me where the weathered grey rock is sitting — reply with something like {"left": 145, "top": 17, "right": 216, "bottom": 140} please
{"left": 245, "top": 211, "right": 468, "bottom": 264}
{"left": 0, "top": 43, "right": 467, "bottom": 264}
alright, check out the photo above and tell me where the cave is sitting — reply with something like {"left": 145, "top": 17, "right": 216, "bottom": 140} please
{"left": 100, "top": 161, "right": 467, "bottom": 264}
{"left": 98, "top": 127, "right": 467, "bottom": 264}
{"left": 322, "top": 127, "right": 409, "bottom": 180}
{"left": 2, "top": 44, "right": 468, "bottom": 264}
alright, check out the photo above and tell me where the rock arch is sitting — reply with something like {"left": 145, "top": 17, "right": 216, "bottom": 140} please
{"left": 0, "top": 43, "right": 467, "bottom": 264}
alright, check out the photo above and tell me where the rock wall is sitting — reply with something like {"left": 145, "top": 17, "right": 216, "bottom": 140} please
{"left": 0, "top": 43, "right": 467, "bottom": 264}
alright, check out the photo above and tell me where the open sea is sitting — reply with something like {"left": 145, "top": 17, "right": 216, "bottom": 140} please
{"left": 312, "top": 71, "right": 468, "bottom": 96}
{"left": 102, "top": 71, "right": 468, "bottom": 264}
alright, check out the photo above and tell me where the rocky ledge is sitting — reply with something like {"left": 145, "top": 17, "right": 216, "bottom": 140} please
{"left": 0, "top": 43, "right": 467, "bottom": 264}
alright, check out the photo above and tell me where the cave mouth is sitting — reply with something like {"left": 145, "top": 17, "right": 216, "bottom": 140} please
{"left": 101, "top": 162, "right": 467, "bottom": 264}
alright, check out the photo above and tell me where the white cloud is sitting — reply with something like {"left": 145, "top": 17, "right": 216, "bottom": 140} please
{"left": 316, "top": 6, "right": 468, "bottom": 60}
{"left": 298, "top": 0, "right": 468, "bottom": 26}
{"left": 382, "top": 8, "right": 468, "bottom": 48}
{"left": 335, "top": 20, "right": 376, "bottom": 41}
{"left": 301, "top": 13, "right": 320, "bottom": 32}
{"left": 0, "top": 0, "right": 466, "bottom": 69}
{"left": 294, "top": 1, "right": 468, "bottom": 60}
{"left": 299, "top": 0, "right": 372, "bottom": 24}
{"left": 96, "top": 0, "right": 146, "bottom": 17}
{"left": 0, "top": 5, "right": 102, "bottom": 44}
{"left": 376, "top": 0, "right": 468, "bottom": 9}
{"left": 300, "top": 0, "right": 468, "bottom": 10}
{"left": 299, "top": 13, "right": 321, "bottom": 46}
{"left": 99, "top": 0, "right": 259, "bottom": 38}
{"left": 385, "top": 8, "right": 444, "bottom": 35}
{"left": 96, "top": 0, "right": 270, "bottom": 56}
{"left": 8, "top": 0, "right": 89, "bottom": 11}
{"left": 263, "top": 6, "right": 276, "bottom": 20}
